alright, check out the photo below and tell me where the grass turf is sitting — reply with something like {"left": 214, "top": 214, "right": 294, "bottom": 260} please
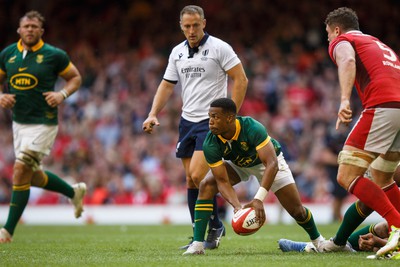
{"left": 0, "top": 223, "right": 395, "bottom": 266}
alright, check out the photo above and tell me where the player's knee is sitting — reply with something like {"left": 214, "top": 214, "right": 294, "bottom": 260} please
{"left": 336, "top": 173, "right": 349, "bottom": 189}
{"left": 190, "top": 173, "right": 204, "bottom": 187}
{"left": 16, "top": 150, "right": 42, "bottom": 171}
{"left": 198, "top": 177, "right": 217, "bottom": 199}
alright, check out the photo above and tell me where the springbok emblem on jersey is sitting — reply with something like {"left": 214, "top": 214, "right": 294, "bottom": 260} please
{"left": 36, "top": 54, "right": 43, "bottom": 64}
{"left": 8, "top": 55, "right": 16, "bottom": 63}
{"left": 240, "top": 142, "right": 249, "bottom": 151}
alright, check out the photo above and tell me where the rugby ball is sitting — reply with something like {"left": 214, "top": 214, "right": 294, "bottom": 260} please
{"left": 231, "top": 207, "right": 262, "bottom": 236}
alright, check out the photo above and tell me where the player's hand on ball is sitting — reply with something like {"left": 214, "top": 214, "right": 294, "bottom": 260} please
{"left": 233, "top": 206, "right": 242, "bottom": 214}
{"left": 231, "top": 207, "right": 263, "bottom": 235}
{"left": 244, "top": 199, "right": 266, "bottom": 226}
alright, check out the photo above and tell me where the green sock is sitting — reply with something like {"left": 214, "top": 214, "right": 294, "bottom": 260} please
{"left": 4, "top": 184, "right": 30, "bottom": 235}
{"left": 193, "top": 200, "right": 214, "bottom": 242}
{"left": 347, "top": 224, "right": 375, "bottom": 251}
{"left": 334, "top": 201, "right": 370, "bottom": 246}
{"left": 42, "top": 171, "right": 74, "bottom": 199}
{"left": 296, "top": 207, "right": 320, "bottom": 240}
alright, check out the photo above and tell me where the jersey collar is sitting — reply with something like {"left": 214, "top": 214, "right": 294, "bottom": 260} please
{"left": 185, "top": 32, "right": 209, "bottom": 48}
{"left": 217, "top": 119, "right": 241, "bottom": 143}
{"left": 17, "top": 39, "right": 45, "bottom": 52}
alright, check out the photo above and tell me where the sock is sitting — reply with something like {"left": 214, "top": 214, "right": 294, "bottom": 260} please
{"left": 347, "top": 224, "right": 376, "bottom": 251}
{"left": 41, "top": 171, "right": 74, "bottom": 199}
{"left": 4, "top": 184, "right": 30, "bottom": 235}
{"left": 208, "top": 195, "right": 222, "bottom": 229}
{"left": 296, "top": 207, "right": 320, "bottom": 240}
{"left": 350, "top": 176, "right": 400, "bottom": 228}
{"left": 383, "top": 182, "right": 400, "bottom": 212}
{"left": 334, "top": 201, "right": 371, "bottom": 246}
{"left": 193, "top": 199, "right": 213, "bottom": 242}
{"left": 187, "top": 188, "right": 199, "bottom": 229}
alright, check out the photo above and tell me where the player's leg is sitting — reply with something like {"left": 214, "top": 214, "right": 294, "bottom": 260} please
{"left": 31, "top": 170, "right": 86, "bottom": 218}
{"left": 190, "top": 150, "right": 224, "bottom": 249}
{"left": 274, "top": 184, "right": 324, "bottom": 249}
{"left": 339, "top": 110, "right": 400, "bottom": 232}
{"left": 271, "top": 153, "right": 324, "bottom": 250}
{"left": 348, "top": 222, "right": 389, "bottom": 251}
{"left": 190, "top": 119, "right": 225, "bottom": 249}
{"left": 1, "top": 150, "right": 37, "bottom": 243}
{"left": 184, "top": 163, "right": 241, "bottom": 255}
{"left": 324, "top": 162, "right": 399, "bottom": 250}
{"left": 183, "top": 172, "right": 218, "bottom": 255}
{"left": 339, "top": 151, "right": 400, "bottom": 257}
{"left": 180, "top": 157, "right": 197, "bottom": 249}
{"left": 177, "top": 118, "right": 223, "bottom": 249}
{"left": 370, "top": 156, "right": 400, "bottom": 212}
{"left": 1, "top": 123, "right": 49, "bottom": 242}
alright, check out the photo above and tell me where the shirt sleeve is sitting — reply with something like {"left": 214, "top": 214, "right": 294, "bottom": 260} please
{"left": 203, "top": 133, "right": 224, "bottom": 166}
{"left": 217, "top": 40, "right": 241, "bottom": 72}
{"left": 163, "top": 48, "right": 179, "bottom": 82}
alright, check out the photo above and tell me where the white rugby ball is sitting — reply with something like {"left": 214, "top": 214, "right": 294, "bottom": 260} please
{"left": 231, "top": 207, "right": 262, "bottom": 236}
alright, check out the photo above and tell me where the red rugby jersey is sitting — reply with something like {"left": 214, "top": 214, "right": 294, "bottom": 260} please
{"left": 329, "top": 31, "right": 400, "bottom": 108}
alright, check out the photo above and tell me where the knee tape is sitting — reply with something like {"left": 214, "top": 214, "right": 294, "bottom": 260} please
{"left": 338, "top": 150, "right": 376, "bottom": 168}
{"left": 16, "top": 151, "right": 41, "bottom": 171}
{"left": 370, "top": 157, "right": 400, "bottom": 173}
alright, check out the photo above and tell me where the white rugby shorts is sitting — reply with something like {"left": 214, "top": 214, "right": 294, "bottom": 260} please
{"left": 225, "top": 152, "right": 295, "bottom": 193}
{"left": 13, "top": 122, "right": 58, "bottom": 156}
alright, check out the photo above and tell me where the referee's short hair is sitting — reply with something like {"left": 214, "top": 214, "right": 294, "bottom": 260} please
{"left": 180, "top": 5, "right": 205, "bottom": 20}
{"left": 210, "top": 98, "right": 237, "bottom": 115}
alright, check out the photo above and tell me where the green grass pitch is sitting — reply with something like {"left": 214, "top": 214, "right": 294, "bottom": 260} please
{"left": 0, "top": 223, "right": 395, "bottom": 266}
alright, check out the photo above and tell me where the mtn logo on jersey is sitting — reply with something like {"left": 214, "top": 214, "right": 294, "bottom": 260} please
{"left": 10, "top": 73, "right": 38, "bottom": 90}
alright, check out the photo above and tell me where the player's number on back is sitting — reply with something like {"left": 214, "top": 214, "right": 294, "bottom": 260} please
{"left": 375, "top": 41, "right": 397, "bottom": 62}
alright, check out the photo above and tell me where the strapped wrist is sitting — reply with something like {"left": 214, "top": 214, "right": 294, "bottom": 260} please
{"left": 254, "top": 187, "right": 268, "bottom": 202}
{"left": 60, "top": 89, "right": 69, "bottom": 99}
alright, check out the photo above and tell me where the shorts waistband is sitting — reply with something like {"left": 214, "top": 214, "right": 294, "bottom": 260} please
{"left": 370, "top": 102, "right": 400, "bottom": 109}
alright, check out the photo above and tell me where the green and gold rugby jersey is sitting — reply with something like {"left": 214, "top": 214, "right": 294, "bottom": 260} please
{"left": 203, "top": 116, "right": 282, "bottom": 168}
{"left": 0, "top": 39, "right": 71, "bottom": 125}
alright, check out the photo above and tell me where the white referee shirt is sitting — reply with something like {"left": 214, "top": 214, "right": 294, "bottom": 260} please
{"left": 163, "top": 34, "right": 241, "bottom": 122}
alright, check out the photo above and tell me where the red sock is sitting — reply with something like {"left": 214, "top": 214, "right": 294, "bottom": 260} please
{"left": 383, "top": 182, "right": 400, "bottom": 212}
{"left": 350, "top": 176, "right": 400, "bottom": 228}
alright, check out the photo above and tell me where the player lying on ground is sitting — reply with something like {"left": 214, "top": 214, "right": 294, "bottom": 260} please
{"left": 278, "top": 220, "right": 387, "bottom": 252}
{"left": 183, "top": 98, "right": 324, "bottom": 255}
{"left": 278, "top": 165, "right": 400, "bottom": 259}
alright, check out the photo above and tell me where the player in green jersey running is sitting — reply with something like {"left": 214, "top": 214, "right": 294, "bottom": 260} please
{"left": 0, "top": 10, "right": 86, "bottom": 243}
{"left": 183, "top": 97, "right": 324, "bottom": 255}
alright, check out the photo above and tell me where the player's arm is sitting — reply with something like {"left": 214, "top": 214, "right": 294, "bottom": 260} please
{"left": 43, "top": 62, "right": 82, "bottom": 108}
{"left": 59, "top": 62, "right": 82, "bottom": 96}
{"left": 142, "top": 79, "right": 175, "bottom": 133}
{"left": 210, "top": 163, "right": 242, "bottom": 212}
{"left": 244, "top": 141, "right": 278, "bottom": 224}
{"left": 0, "top": 70, "right": 16, "bottom": 109}
{"left": 257, "top": 141, "right": 279, "bottom": 192}
{"left": 334, "top": 42, "right": 355, "bottom": 129}
{"left": 226, "top": 63, "right": 248, "bottom": 112}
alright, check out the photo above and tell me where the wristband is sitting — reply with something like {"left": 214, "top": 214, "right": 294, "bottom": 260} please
{"left": 60, "top": 89, "right": 69, "bottom": 99}
{"left": 254, "top": 187, "right": 268, "bottom": 202}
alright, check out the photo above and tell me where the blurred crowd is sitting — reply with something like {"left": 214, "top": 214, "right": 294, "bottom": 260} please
{"left": 0, "top": 0, "right": 399, "bottom": 218}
